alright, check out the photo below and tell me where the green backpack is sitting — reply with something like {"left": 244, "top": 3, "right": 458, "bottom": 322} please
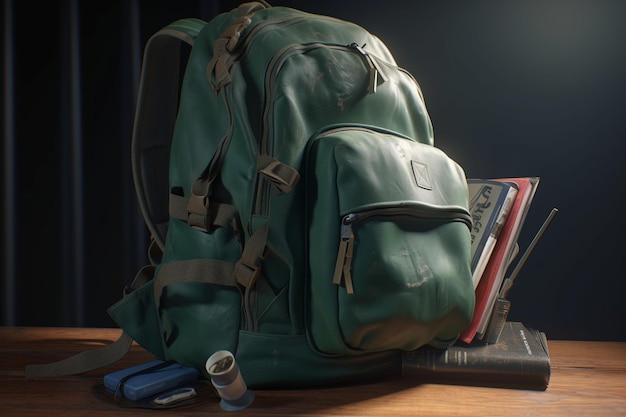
{"left": 28, "top": 2, "right": 474, "bottom": 389}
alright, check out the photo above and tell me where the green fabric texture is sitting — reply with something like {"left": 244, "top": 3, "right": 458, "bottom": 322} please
{"left": 110, "top": 3, "right": 475, "bottom": 389}
{"left": 108, "top": 279, "right": 164, "bottom": 359}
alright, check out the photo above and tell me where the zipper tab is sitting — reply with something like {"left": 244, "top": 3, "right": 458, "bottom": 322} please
{"left": 349, "top": 43, "right": 387, "bottom": 94}
{"left": 332, "top": 215, "right": 355, "bottom": 294}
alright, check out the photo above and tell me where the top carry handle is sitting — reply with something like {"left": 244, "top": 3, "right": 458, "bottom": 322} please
{"left": 25, "top": 19, "right": 205, "bottom": 378}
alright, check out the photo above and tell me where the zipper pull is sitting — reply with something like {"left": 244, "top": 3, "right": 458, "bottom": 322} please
{"left": 332, "top": 215, "right": 355, "bottom": 294}
{"left": 349, "top": 43, "right": 387, "bottom": 94}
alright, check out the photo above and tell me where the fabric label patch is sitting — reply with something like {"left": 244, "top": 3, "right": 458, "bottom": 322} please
{"left": 411, "top": 160, "right": 433, "bottom": 190}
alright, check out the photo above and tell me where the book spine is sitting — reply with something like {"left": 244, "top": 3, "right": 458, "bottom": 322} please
{"left": 402, "top": 348, "right": 524, "bottom": 374}
{"left": 401, "top": 349, "right": 549, "bottom": 390}
{"left": 403, "top": 322, "right": 550, "bottom": 391}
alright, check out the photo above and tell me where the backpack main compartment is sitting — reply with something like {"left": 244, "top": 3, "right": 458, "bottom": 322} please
{"left": 108, "top": 2, "right": 474, "bottom": 389}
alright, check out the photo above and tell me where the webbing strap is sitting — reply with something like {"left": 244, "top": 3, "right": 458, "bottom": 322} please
{"left": 153, "top": 259, "right": 238, "bottom": 303}
{"left": 332, "top": 228, "right": 355, "bottom": 294}
{"left": 25, "top": 331, "right": 133, "bottom": 378}
{"left": 257, "top": 155, "right": 300, "bottom": 194}
{"left": 24, "top": 263, "right": 161, "bottom": 378}
{"left": 132, "top": 19, "right": 205, "bottom": 251}
{"left": 125, "top": 264, "right": 157, "bottom": 296}
{"left": 169, "top": 192, "right": 238, "bottom": 232}
{"left": 206, "top": 2, "right": 270, "bottom": 91}
{"left": 147, "top": 238, "right": 163, "bottom": 266}
{"left": 234, "top": 222, "right": 269, "bottom": 289}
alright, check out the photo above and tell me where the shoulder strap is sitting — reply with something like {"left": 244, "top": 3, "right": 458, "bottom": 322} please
{"left": 132, "top": 18, "right": 206, "bottom": 251}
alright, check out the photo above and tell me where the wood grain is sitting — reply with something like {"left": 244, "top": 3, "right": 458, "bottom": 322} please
{"left": 1, "top": 327, "right": 624, "bottom": 416}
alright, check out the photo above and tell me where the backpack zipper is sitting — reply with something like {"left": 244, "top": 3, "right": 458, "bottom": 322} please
{"left": 230, "top": 16, "right": 307, "bottom": 60}
{"left": 253, "top": 43, "right": 396, "bottom": 221}
{"left": 333, "top": 207, "right": 472, "bottom": 295}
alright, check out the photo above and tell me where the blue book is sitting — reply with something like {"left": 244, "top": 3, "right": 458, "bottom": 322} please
{"left": 103, "top": 360, "right": 198, "bottom": 401}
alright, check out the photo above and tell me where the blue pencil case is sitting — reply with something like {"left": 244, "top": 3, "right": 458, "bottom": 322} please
{"left": 103, "top": 360, "right": 198, "bottom": 401}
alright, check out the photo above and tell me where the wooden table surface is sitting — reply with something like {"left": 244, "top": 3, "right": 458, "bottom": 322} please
{"left": 1, "top": 326, "right": 625, "bottom": 416}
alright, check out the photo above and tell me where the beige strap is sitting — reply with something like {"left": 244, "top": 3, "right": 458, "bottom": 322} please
{"left": 333, "top": 228, "right": 355, "bottom": 294}
{"left": 234, "top": 222, "right": 269, "bottom": 289}
{"left": 25, "top": 331, "right": 133, "bottom": 378}
{"left": 169, "top": 192, "right": 238, "bottom": 233}
{"left": 147, "top": 238, "right": 163, "bottom": 266}
{"left": 24, "top": 262, "right": 161, "bottom": 378}
{"left": 125, "top": 264, "right": 157, "bottom": 296}
{"left": 333, "top": 240, "right": 348, "bottom": 286}
{"left": 186, "top": 192, "right": 211, "bottom": 230}
{"left": 153, "top": 258, "right": 238, "bottom": 303}
{"left": 343, "top": 236, "right": 355, "bottom": 294}
{"left": 257, "top": 154, "right": 300, "bottom": 194}
{"left": 206, "top": 2, "right": 270, "bottom": 91}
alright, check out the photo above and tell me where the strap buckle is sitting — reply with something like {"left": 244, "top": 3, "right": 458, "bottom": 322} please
{"left": 187, "top": 193, "right": 210, "bottom": 231}
{"left": 234, "top": 256, "right": 263, "bottom": 289}
{"left": 257, "top": 155, "right": 300, "bottom": 193}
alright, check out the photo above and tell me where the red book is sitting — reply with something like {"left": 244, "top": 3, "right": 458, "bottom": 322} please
{"left": 458, "top": 177, "right": 539, "bottom": 344}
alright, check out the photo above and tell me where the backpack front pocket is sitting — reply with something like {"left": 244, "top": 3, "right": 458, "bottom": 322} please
{"left": 305, "top": 126, "right": 475, "bottom": 356}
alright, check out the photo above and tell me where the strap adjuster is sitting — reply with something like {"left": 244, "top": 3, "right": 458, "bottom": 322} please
{"left": 187, "top": 193, "right": 210, "bottom": 231}
{"left": 234, "top": 256, "right": 263, "bottom": 289}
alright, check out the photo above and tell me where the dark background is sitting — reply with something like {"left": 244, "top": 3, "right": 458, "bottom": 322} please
{"left": 2, "top": 0, "right": 625, "bottom": 340}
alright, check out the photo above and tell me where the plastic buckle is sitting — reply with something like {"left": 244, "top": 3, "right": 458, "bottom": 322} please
{"left": 234, "top": 257, "right": 262, "bottom": 289}
{"left": 224, "top": 16, "right": 252, "bottom": 52}
{"left": 186, "top": 193, "right": 210, "bottom": 231}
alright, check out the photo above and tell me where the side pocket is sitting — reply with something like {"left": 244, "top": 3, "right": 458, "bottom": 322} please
{"left": 305, "top": 126, "right": 474, "bottom": 356}
{"left": 235, "top": 331, "right": 401, "bottom": 389}
{"left": 157, "top": 278, "right": 241, "bottom": 372}
{"left": 108, "top": 277, "right": 164, "bottom": 359}
{"left": 151, "top": 218, "right": 244, "bottom": 372}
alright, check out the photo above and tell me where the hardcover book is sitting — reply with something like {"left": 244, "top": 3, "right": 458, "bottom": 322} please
{"left": 467, "top": 179, "right": 518, "bottom": 288}
{"left": 402, "top": 321, "right": 551, "bottom": 391}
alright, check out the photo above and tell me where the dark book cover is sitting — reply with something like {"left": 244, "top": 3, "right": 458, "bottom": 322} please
{"left": 402, "top": 322, "right": 551, "bottom": 391}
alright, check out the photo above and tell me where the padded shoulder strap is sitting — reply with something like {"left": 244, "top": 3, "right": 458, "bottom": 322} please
{"left": 132, "top": 18, "right": 206, "bottom": 252}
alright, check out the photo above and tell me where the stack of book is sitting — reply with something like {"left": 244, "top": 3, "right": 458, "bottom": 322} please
{"left": 462, "top": 176, "right": 541, "bottom": 344}
{"left": 403, "top": 176, "right": 558, "bottom": 391}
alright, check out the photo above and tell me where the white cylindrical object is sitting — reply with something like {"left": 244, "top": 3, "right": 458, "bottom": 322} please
{"left": 206, "top": 350, "right": 254, "bottom": 411}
